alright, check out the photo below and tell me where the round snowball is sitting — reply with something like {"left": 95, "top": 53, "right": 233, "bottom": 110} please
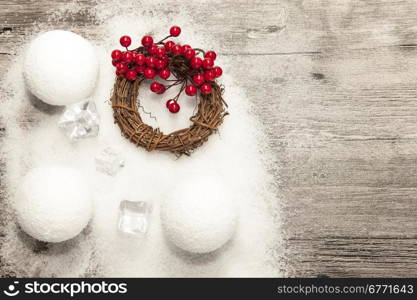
{"left": 161, "top": 178, "right": 238, "bottom": 254}
{"left": 15, "top": 166, "right": 93, "bottom": 243}
{"left": 23, "top": 30, "right": 99, "bottom": 106}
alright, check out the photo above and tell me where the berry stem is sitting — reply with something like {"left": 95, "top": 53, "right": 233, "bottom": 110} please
{"left": 173, "top": 81, "right": 186, "bottom": 101}
{"left": 156, "top": 35, "right": 172, "bottom": 45}
{"left": 165, "top": 79, "right": 184, "bottom": 90}
{"left": 194, "top": 48, "right": 206, "bottom": 55}
{"left": 132, "top": 46, "right": 147, "bottom": 53}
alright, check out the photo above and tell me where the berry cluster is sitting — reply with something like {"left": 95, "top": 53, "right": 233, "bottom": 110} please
{"left": 111, "top": 26, "right": 223, "bottom": 113}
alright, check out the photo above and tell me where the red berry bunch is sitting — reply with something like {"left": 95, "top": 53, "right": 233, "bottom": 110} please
{"left": 111, "top": 26, "right": 223, "bottom": 114}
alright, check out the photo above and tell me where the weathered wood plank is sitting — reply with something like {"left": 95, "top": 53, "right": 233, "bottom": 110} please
{"left": 230, "top": 43, "right": 417, "bottom": 276}
{"left": 1, "top": 1, "right": 417, "bottom": 56}
{"left": 286, "top": 237, "right": 417, "bottom": 277}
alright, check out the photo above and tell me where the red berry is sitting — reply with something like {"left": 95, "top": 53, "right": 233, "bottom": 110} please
{"left": 141, "top": 35, "right": 153, "bottom": 47}
{"left": 122, "top": 51, "right": 134, "bottom": 63}
{"left": 205, "top": 50, "right": 217, "bottom": 61}
{"left": 171, "top": 44, "right": 183, "bottom": 56}
{"left": 193, "top": 73, "right": 205, "bottom": 85}
{"left": 146, "top": 56, "right": 157, "bottom": 68}
{"left": 213, "top": 66, "right": 223, "bottom": 77}
{"left": 166, "top": 99, "right": 175, "bottom": 109}
{"left": 111, "top": 49, "right": 122, "bottom": 60}
{"left": 156, "top": 47, "right": 166, "bottom": 58}
{"left": 125, "top": 70, "right": 137, "bottom": 81}
{"left": 144, "top": 68, "right": 156, "bottom": 79}
{"left": 135, "top": 64, "right": 146, "bottom": 73}
{"left": 159, "top": 69, "right": 170, "bottom": 79}
{"left": 116, "top": 62, "right": 128, "bottom": 73}
{"left": 170, "top": 26, "right": 181, "bottom": 37}
{"left": 160, "top": 56, "right": 169, "bottom": 68}
{"left": 202, "top": 58, "right": 214, "bottom": 69}
{"left": 155, "top": 59, "right": 165, "bottom": 69}
{"left": 148, "top": 44, "right": 158, "bottom": 55}
{"left": 116, "top": 70, "right": 123, "bottom": 77}
{"left": 200, "top": 83, "right": 212, "bottom": 94}
{"left": 167, "top": 100, "right": 180, "bottom": 113}
{"left": 150, "top": 81, "right": 162, "bottom": 93}
{"left": 164, "top": 41, "right": 175, "bottom": 52}
{"left": 182, "top": 44, "right": 191, "bottom": 52}
{"left": 184, "top": 48, "right": 196, "bottom": 60}
{"left": 204, "top": 70, "right": 216, "bottom": 82}
{"left": 157, "top": 84, "right": 166, "bottom": 94}
{"left": 120, "top": 35, "right": 132, "bottom": 48}
{"left": 185, "top": 85, "right": 197, "bottom": 96}
{"left": 112, "top": 60, "right": 119, "bottom": 66}
{"left": 135, "top": 53, "right": 146, "bottom": 65}
{"left": 190, "top": 57, "right": 203, "bottom": 69}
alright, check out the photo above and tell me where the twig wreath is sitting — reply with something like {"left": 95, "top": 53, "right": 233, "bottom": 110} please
{"left": 110, "top": 26, "right": 228, "bottom": 155}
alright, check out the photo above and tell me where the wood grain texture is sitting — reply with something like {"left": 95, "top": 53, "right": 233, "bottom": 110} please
{"left": 1, "top": 0, "right": 417, "bottom": 277}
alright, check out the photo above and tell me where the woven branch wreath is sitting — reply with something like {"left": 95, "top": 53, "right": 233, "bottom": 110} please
{"left": 110, "top": 26, "right": 228, "bottom": 155}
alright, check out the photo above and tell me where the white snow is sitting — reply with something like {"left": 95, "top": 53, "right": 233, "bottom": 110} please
{"left": 0, "top": 0, "right": 283, "bottom": 277}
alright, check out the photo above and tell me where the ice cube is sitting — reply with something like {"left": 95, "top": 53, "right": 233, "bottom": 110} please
{"left": 118, "top": 200, "right": 152, "bottom": 236}
{"left": 58, "top": 100, "right": 99, "bottom": 140}
{"left": 95, "top": 147, "right": 125, "bottom": 176}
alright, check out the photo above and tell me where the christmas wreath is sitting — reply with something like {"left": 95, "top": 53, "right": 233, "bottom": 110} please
{"left": 110, "top": 26, "right": 228, "bottom": 155}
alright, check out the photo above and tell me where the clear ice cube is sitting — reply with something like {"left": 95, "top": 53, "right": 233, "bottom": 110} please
{"left": 58, "top": 100, "right": 100, "bottom": 140}
{"left": 95, "top": 147, "right": 125, "bottom": 176}
{"left": 118, "top": 200, "right": 152, "bottom": 236}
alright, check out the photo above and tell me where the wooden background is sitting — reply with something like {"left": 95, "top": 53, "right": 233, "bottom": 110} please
{"left": 1, "top": 0, "right": 417, "bottom": 277}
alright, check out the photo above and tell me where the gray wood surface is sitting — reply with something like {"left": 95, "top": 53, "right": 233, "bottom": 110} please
{"left": 1, "top": 0, "right": 417, "bottom": 277}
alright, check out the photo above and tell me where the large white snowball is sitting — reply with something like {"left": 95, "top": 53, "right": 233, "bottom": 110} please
{"left": 161, "top": 178, "right": 238, "bottom": 254}
{"left": 15, "top": 166, "right": 93, "bottom": 243}
{"left": 23, "top": 30, "right": 99, "bottom": 106}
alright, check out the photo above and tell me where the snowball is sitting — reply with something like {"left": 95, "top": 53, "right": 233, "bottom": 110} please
{"left": 14, "top": 166, "right": 93, "bottom": 243}
{"left": 161, "top": 178, "right": 238, "bottom": 254}
{"left": 23, "top": 30, "right": 99, "bottom": 106}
